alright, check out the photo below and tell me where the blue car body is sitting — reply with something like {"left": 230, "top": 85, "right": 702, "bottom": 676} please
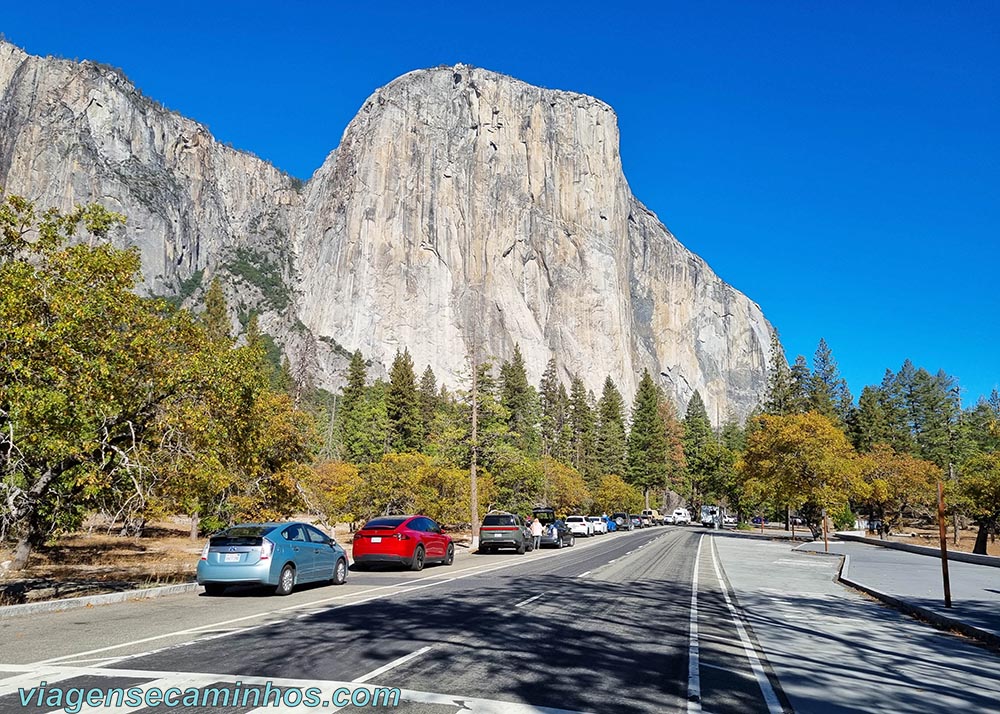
{"left": 197, "top": 522, "right": 348, "bottom": 594}
{"left": 601, "top": 516, "right": 618, "bottom": 532}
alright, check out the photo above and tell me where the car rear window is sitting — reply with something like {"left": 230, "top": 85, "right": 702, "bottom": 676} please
{"left": 362, "top": 517, "right": 408, "bottom": 530}
{"left": 567, "top": 516, "right": 584, "bottom": 522}
{"left": 483, "top": 515, "right": 517, "bottom": 526}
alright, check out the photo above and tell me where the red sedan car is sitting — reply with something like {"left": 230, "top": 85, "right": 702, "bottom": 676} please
{"left": 352, "top": 515, "right": 454, "bottom": 571}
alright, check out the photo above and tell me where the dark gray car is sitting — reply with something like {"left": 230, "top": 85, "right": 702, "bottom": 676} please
{"left": 478, "top": 512, "right": 533, "bottom": 554}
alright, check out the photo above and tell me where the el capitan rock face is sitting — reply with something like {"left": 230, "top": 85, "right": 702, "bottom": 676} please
{"left": 0, "top": 43, "right": 772, "bottom": 419}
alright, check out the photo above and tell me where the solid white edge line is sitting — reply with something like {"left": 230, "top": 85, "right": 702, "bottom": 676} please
{"left": 687, "top": 534, "right": 705, "bottom": 713}
{"left": 351, "top": 645, "right": 433, "bottom": 684}
{"left": 578, "top": 571, "right": 591, "bottom": 578}
{"left": 709, "top": 537, "right": 783, "bottom": 714}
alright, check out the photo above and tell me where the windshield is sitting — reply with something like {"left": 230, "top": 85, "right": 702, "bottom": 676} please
{"left": 362, "top": 517, "right": 409, "bottom": 530}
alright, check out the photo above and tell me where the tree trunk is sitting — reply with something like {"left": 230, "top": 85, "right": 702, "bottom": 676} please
{"left": 190, "top": 512, "right": 200, "bottom": 541}
{"left": 973, "top": 522, "right": 990, "bottom": 555}
{"left": 10, "top": 518, "right": 45, "bottom": 572}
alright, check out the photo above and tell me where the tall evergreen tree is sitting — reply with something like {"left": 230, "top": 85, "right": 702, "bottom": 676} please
{"left": 339, "top": 351, "right": 370, "bottom": 463}
{"left": 500, "top": 344, "right": 539, "bottom": 454}
{"left": 595, "top": 376, "right": 627, "bottom": 477}
{"left": 387, "top": 348, "right": 422, "bottom": 452}
{"left": 554, "top": 382, "right": 573, "bottom": 464}
{"left": 658, "top": 392, "right": 687, "bottom": 499}
{"left": 539, "top": 358, "right": 562, "bottom": 457}
{"left": 418, "top": 365, "right": 438, "bottom": 446}
{"left": 626, "top": 370, "right": 668, "bottom": 501}
{"left": 764, "top": 330, "right": 794, "bottom": 415}
{"left": 567, "top": 375, "right": 597, "bottom": 482}
{"left": 789, "top": 355, "right": 811, "bottom": 413}
{"left": 851, "top": 385, "right": 888, "bottom": 451}
{"left": 808, "top": 338, "right": 853, "bottom": 425}
{"left": 202, "top": 277, "right": 230, "bottom": 343}
{"left": 878, "top": 368, "right": 914, "bottom": 452}
{"left": 682, "top": 391, "right": 718, "bottom": 505}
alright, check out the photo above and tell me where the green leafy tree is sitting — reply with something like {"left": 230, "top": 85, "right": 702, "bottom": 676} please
{"left": 593, "top": 473, "right": 644, "bottom": 514}
{"left": 957, "top": 453, "right": 1000, "bottom": 555}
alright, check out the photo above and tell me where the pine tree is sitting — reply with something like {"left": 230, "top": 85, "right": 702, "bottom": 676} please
{"left": 595, "top": 376, "right": 627, "bottom": 477}
{"left": 790, "top": 355, "right": 811, "bottom": 413}
{"left": 682, "top": 391, "right": 718, "bottom": 505}
{"left": 202, "top": 277, "right": 230, "bottom": 343}
{"left": 851, "top": 385, "right": 888, "bottom": 451}
{"left": 500, "top": 344, "right": 539, "bottom": 454}
{"left": 418, "top": 365, "right": 438, "bottom": 446}
{"left": 387, "top": 348, "right": 422, "bottom": 452}
{"left": 878, "top": 368, "right": 913, "bottom": 453}
{"left": 626, "top": 370, "right": 668, "bottom": 500}
{"left": 808, "top": 338, "right": 853, "bottom": 425}
{"left": 539, "top": 358, "right": 562, "bottom": 457}
{"left": 567, "top": 375, "right": 597, "bottom": 482}
{"left": 554, "top": 382, "right": 573, "bottom": 464}
{"left": 658, "top": 392, "right": 687, "bottom": 498}
{"left": 764, "top": 330, "right": 794, "bottom": 415}
{"left": 339, "top": 351, "right": 370, "bottom": 463}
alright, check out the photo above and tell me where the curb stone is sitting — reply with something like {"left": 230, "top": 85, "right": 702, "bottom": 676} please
{"left": 0, "top": 582, "right": 201, "bottom": 619}
{"left": 824, "top": 550, "right": 1000, "bottom": 652}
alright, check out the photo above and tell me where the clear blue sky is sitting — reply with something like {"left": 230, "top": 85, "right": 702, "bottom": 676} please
{"left": 4, "top": 1, "right": 998, "bottom": 404}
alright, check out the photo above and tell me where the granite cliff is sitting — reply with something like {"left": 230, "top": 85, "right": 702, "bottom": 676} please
{"left": 0, "top": 42, "right": 773, "bottom": 419}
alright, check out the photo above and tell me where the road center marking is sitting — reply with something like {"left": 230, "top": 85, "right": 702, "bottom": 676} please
{"left": 352, "top": 645, "right": 433, "bottom": 684}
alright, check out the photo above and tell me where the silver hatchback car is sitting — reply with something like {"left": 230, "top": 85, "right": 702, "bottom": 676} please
{"left": 197, "top": 522, "right": 348, "bottom": 596}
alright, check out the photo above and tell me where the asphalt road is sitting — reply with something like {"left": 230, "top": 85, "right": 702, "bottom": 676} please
{"left": 3, "top": 528, "right": 996, "bottom": 713}
{"left": 0, "top": 527, "right": 788, "bottom": 713}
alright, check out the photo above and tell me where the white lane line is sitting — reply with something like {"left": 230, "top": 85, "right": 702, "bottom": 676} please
{"left": 709, "top": 538, "right": 783, "bottom": 714}
{"left": 514, "top": 592, "right": 549, "bottom": 608}
{"left": 578, "top": 571, "right": 591, "bottom": 578}
{"left": 688, "top": 534, "right": 705, "bottom": 713}
{"left": 352, "top": 645, "right": 433, "bottom": 684}
{"left": 608, "top": 559, "right": 617, "bottom": 563}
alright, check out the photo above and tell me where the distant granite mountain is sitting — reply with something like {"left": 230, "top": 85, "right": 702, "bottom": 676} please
{"left": 0, "top": 41, "right": 774, "bottom": 419}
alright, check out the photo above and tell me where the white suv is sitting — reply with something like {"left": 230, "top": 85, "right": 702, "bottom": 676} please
{"left": 566, "top": 516, "right": 593, "bottom": 537}
{"left": 672, "top": 508, "right": 692, "bottom": 525}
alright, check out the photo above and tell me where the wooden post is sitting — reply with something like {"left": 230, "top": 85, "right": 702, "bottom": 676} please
{"left": 937, "top": 481, "right": 952, "bottom": 608}
{"left": 822, "top": 508, "right": 829, "bottom": 553}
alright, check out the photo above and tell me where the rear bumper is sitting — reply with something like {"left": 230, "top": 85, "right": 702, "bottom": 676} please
{"left": 197, "top": 561, "right": 275, "bottom": 585}
{"left": 353, "top": 553, "right": 410, "bottom": 564}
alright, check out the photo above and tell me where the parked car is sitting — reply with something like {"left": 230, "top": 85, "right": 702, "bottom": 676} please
{"left": 672, "top": 508, "right": 692, "bottom": 525}
{"left": 640, "top": 515, "right": 653, "bottom": 528}
{"left": 478, "top": 511, "right": 532, "bottom": 554}
{"left": 566, "top": 515, "right": 593, "bottom": 537}
{"left": 611, "top": 512, "right": 633, "bottom": 530}
{"left": 723, "top": 515, "right": 737, "bottom": 526}
{"left": 663, "top": 513, "right": 676, "bottom": 525}
{"left": 352, "top": 515, "right": 454, "bottom": 571}
{"left": 601, "top": 515, "right": 618, "bottom": 532}
{"left": 587, "top": 516, "right": 607, "bottom": 534}
{"left": 751, "top": 516, "right": 765, "bottom": 525}
{"left": 642, "top": 509, "right": 663, "bottom": 525}
{"left": 629, "top": 514, "right": 642, "bottom": 529}
{"left": 532, "top": 507, "right": 575, "bottom": 548}
{"left": 197, "top": 522, "right": 348, "bottom": 596}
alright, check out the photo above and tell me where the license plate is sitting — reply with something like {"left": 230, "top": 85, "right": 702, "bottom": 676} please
{"left": 371, "top": 537, "right": 382, "bottom": 543}
{"left": 492, "top": 533, "right": 502, "bottom": 537}
{"left": 224, "top": 553, "right": 240, "bottom": 563}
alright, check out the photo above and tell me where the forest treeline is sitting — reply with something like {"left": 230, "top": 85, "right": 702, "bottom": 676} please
{"left": 2, "top": 197, "right": 998, "bottom": 572}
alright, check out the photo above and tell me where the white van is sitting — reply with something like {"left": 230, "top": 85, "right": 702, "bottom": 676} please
{"left": 672, "top": 508, "right": 692, "bottom": 525}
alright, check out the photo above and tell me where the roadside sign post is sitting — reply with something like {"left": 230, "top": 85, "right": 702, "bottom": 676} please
{"left": 822, "top": 508, "right": 829, "bottom": 553}
{"left": 937, "top": 481, "right": 952, "bottom": 608}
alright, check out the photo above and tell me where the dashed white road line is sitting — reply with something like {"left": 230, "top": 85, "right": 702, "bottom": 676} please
{"left": 351, "top": 645, "right": 433, "bottom": 684}
{"left": 577, "top": 571, "right": 591, "bottom": 578}
{"left": 514, "top": 592, "right": 549, "bottom": 608}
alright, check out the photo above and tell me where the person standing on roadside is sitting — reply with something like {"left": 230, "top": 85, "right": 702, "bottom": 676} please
{"left": 530, "top": 516, "right": 543, "bottom": 551}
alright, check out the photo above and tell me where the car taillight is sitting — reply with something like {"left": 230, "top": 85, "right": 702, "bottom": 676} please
{"left": 393, "top": 533, "right": 411, "bottom": 540}
{"left": 200, "top": 543, "right": 209, "bottom": 561}
{"left": 260, "top": 538, "right": 274, "bottom": 560}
